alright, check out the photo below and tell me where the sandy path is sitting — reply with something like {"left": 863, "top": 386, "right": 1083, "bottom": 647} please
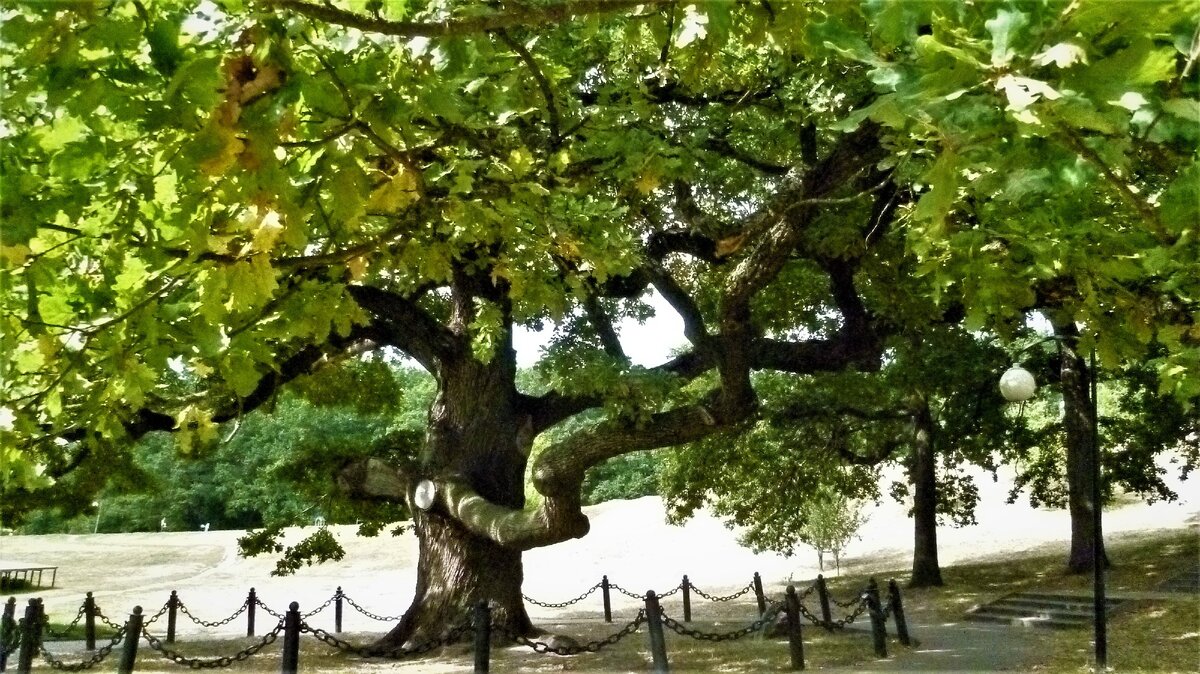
{"left": 5, "top": 463, "right": 1195, "bottom": 637}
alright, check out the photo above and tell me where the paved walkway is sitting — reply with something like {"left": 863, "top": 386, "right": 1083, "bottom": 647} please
{"left": 850, "top": 620, "right": 1045, "bottom": 672}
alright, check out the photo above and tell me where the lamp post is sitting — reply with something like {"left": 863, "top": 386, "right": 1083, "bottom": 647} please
{"left": 91, "top": 500, "right": 101, "bottom": 534}
{"left": 1000, "top": 348, "right": 1106, "bottom": 672}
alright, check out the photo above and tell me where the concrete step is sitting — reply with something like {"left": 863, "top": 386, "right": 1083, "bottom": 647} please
{"left": 973, "top": 602, "right": 1094, "bottom": 621}
{"left": 964, "top": 610, "right": 1088, "bottom": 630}
{"left": 964, "top": 592, "right": 1124, "bottom": 630}
{"left": 1005, "top": 592, "right": 1122, "bottom": 611}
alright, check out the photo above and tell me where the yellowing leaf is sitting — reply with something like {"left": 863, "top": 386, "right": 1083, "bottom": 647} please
{"left": 0, "top": 244, "right": 31, "bottom": 267}
{"left": 367, "top": 169, "right": 420, "bottom": 212}
{"left": 347, "top": 255, "right": 368, "bottom": 281}
{"left": 635, "top": 171, "right": 661, "bottom": 195}
{"left": 197, "top": 124, "right": 244, "bottom": 176}
{"left": 249, "top": 210, "right": 285, "bottom": 254}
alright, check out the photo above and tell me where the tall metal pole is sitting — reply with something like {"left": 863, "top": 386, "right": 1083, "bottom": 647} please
{"left": 1090, "top": 348, "right": 1106, "bottom": 671}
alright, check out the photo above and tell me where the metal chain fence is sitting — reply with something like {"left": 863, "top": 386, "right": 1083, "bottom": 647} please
{"left": 37, "top": 626, "right": 126, "bottom": 672}
{"left": 659, "top": 605, "right": 784, "bottom": 642}
{"left": 255, "top": 598, "right": 286, "bottom": 621}
{"left": 301, "top": 593, "right": 337, "bottom": 619}
{"left": 141, "top": 622, "right": 283, "bottom": 668}
{"left": 500, "top": 609, "right": 646, "bottom": 655}
{"left": 830, "top": 586, "right": 871, "bottom": 609}
{"left": 688, "top": 581, "right": 755, "bottom": 603}
{"left": 608, "top": 581, "right": 683, "bottom": 600}
{"left": 302, "top": 621, "right": 473, "bottom": 658}
{"left": 522, "top": 581, "right": 602, "bottom": 609}
{"left": 40, "top": 604, "right": 86, "bottom": 639}
{"left": 179, "top": 599, "right": 248, "bottom": 628}
{"left": 340, "top": 594, "right": 404, "bottom": 622}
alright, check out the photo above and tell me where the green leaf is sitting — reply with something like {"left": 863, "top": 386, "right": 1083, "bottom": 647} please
{"left": 985, "top": 9, "right": 1028, "bottom": 67}
{"left": 912, "top": 149, "right": 959, "bottom": 234}
{"left": 35, "top": 115, "right": 87, "bottom": 152}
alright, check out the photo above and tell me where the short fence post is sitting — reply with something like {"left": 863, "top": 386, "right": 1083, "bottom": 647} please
{"left": 166, "top": 591, "right": 179, "bottom": 643}
{"left": 1, "top": 596, "right": 15, "bottom": 672}
{"left": 16, "top": 599, "right": 36, "bottom": 674}
{"left": 334, "top": 587, "right": 343, "bottom": 633}
{"left": 473, "top": 601, "right": 491, "bottom": 674}
{"left": 84, "top": 592, "right": 96, "bottom": 650}
{"left": 643, "top": 591, "right": 669, "bottom": 674}
{"left": 681, "top": 575, "right": 691, "bottom": 623}
{"left": 887, "top": 580, "right": 910, "bottom": 646}
{"left": 246, "top": 588, "right": 257, "bottom": 637}
{"left": 116, "top": 606, "right": 144, "bottom": 674}
{"left": 601, "top": 575, "right": 612, "bottom": 624}
{"left": 784, "top": 585, "right": 805, "bottom": 671}
{"left": 865, "top": 579, "right": 887, "bottom": 658}
{"left": 280, "top": 602, "right": 300, "bottom": 674}
{"left": 753, "top": 572, "right": 766, "bottom": 616}
{"left": 815, "top": 575, "right": 833, "bottom": 631}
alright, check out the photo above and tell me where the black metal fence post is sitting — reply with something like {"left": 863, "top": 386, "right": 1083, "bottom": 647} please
{"left": 643, "top": 591, "right": 669, "bottom": 674}
{"left": 753, "top": 572, "right": 766, "bottom": 616}
{"left": 815, "top": 575, "right": 833, "bottom": 631}
{"left": 117, "top": 606, "right": 144, "bottom": 674}
{"left": 280, "top": 602, "right": 300, "bottom": 674}
{"left": 246, "top": 588, "right": 257, "bottom": 637}
{"left": 84, "top": 592, "right": 96, "bottom": 650}
{"left": 334, "top": 587, "right": 343, "bottom": 633}
{"left": 784, "top": 585, "right": 805, "bottom": 671}
{"left": 865, "top": 579, "right": 887, "bottom": 658}
{"left": 166, "top": 591, "right": 179, "bottom": 643}
{"left": 473, "top": 601, "right": 491, "bottom": 674}
{"left": 887, "top": 579, "right": 910, "bottom": 646}
{"left": 601, "top": 575, "right": 612, "bottom": 623}
{"left": 681, "top": 575, "right": 691, "bottom": 623}
{"left": 3, "top": 596, "right": 18, "bottom": 671}
{"left": 16, "top": 600, "right": 36, "bottom": 674}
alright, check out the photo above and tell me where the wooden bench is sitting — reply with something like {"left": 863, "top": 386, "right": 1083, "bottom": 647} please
{"left": 0, "top": 561, "right": 57, "bottom": 590}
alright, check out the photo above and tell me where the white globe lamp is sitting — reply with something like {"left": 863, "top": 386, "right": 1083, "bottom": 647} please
{"left": 999, "top": 366, "right": 1037, "bottom": 402}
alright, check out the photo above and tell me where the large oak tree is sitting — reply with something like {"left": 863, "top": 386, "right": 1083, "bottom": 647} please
{"left": 2, "top": 0, "right": 1195, "bottom": 648}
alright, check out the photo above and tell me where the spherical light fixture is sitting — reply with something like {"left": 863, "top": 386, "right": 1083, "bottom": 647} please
{"left": 999, "top": 366, "right": 1037, "bottom": 402}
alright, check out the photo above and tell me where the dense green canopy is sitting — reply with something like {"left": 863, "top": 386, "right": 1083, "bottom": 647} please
{"left": 0, "top": 1, "right": 1196, "bottom": 621}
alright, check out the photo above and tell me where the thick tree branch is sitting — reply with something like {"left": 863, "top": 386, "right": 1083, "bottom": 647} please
{"left": 582, "top": 294, "right": 627, "bottom": 361}
{"left": 269, "top": 0, "right": 681, "bottom": 38}
{"left": 346, "top": 284, "right": 461, "bottom": 370}
{"left": 496, "top": 30, "right": 561, "bottom": 146}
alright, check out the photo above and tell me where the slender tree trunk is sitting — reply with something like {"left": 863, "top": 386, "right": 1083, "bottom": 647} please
{"left": 373, "top": 351, "right": 535, "bottom": 650}
{"left": 1053, "top": 322, "right": 1108, "bottom": 574}
{"left": 909, "top": 399, "right": 944, "bottom": 587}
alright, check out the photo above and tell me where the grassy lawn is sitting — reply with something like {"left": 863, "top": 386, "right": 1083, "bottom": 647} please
{"left": 820, "top": 527, "right": 1199, "bottom": 673}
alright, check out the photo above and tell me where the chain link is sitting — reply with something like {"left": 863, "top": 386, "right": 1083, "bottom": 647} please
{"left": 501, "top": 609, "right": 645, "bottom": 655}
{"left": 38, "top": 626, "right": 126, "bottom": 671}
{"left": 302, "top": 593, "right": 337, "bottom": 619}
{"left": 254, "top": 598, "right": 286, "bottom": 621}
{"left": 688, "top": 581, "right": 755, "bottom": 603}
{"left": 522, "top": 581, "right": 602, "bottom": 609}
{"left": 143, "top": 603, "right": 170, "bottom": 627}
{"left": 92, "top": 608, "right": 125, "bottom": 632}
{"left": 339, "top": 594, "right": 404, "bottom": 622}
{"left": 40, "top": 604, "right": 86, "bottom": 639}
{"left": 141, "top": 621, "right": 283, "bottom": 668}
{"left": 830, "top": 586, "right": 871, "bottom": 609}
{"left": 179, "top": 599, "right": 249, "bottom": 628}
{"left": 302, "top": 620, "right": 472, "bottom": 658}
{"left": 659, "top": 605, "right": 783, "bottom": 642}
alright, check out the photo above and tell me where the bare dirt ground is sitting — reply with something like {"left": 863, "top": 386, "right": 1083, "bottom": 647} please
{"left": 6, "top": 461, "right": 1196, "bottom": 643}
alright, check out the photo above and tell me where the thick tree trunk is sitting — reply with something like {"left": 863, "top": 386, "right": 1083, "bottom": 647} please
{"left": 908, "top": 400, "right": 944, "bottom": 588}
{"left": 372, "top": 351, "right": 535, "bottom": 650}
{"left": 1058, "top": 337, "right": 1108, "bottom": 574}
